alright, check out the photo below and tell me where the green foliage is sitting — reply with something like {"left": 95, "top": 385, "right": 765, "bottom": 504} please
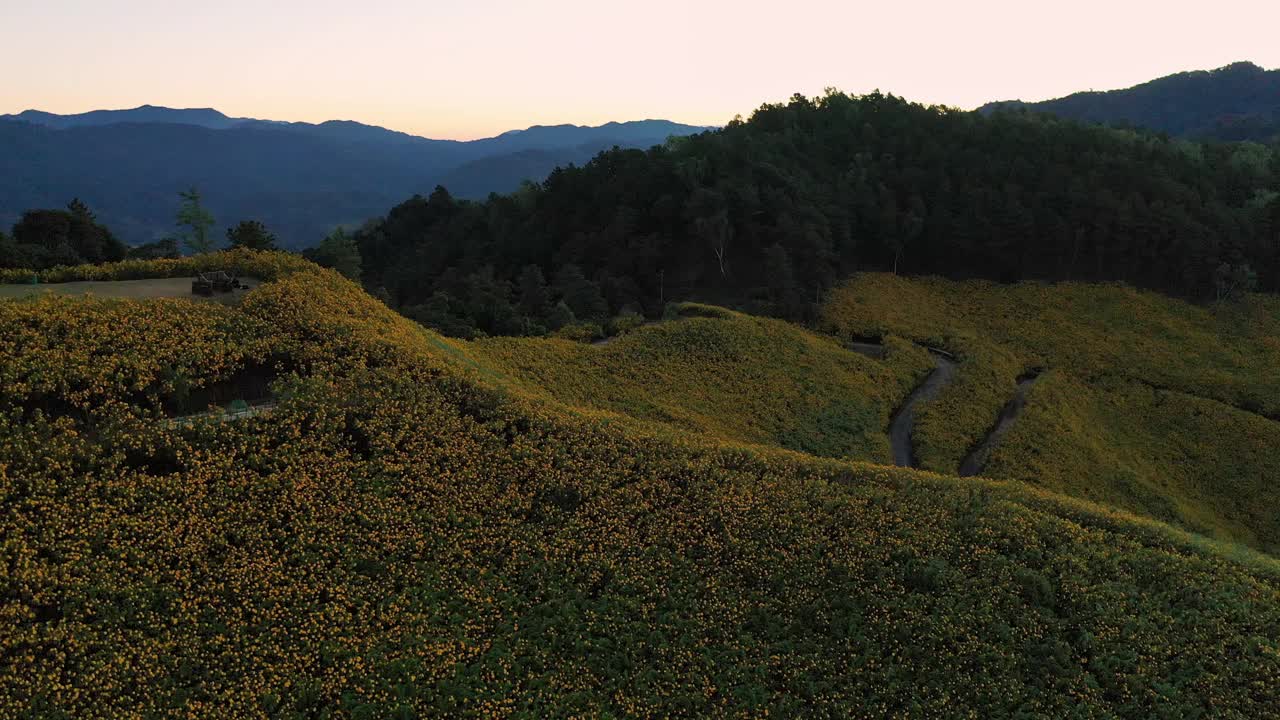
{"left": 549, "top": 321, "right": 602, "bottom": 343}
{"left": 405, "top": 291, "right": 478, "bottom": 339}
{"left": 126, "top": 237, "right": 181, "bottom": 260}
{"left": 554, "top": 264, "right": 608, "bottom": 321}
{"left": 606, "top": 310, "right": 646, "bottom": 336}
{"left": 176, "top": 187, "right": 217, "bottom": 254}
{"left": 516, "top": 264, "right": 550, "bottom": 317}
{"left": 355, "top": 91, "right": 1280, "bottom": 338}
{"left": 544, "top": 300, "right": 575, "bottom": 331}
{"left": 303, "top": 227, "right": 362, "bottom": 279}
{"left": 2, "top": 260, "right": 1280, "bottom": 716}
{"left": 1, "top": 200, "right": 125, "bottom": 270}
{"left": 463, "top": 266, "right": 521, "bottom": 335}
{"left": 1214, "top": 262, "right": 1258, "bottom": 303}
{"left": 225, "top": 220, "right": 278, "bottom": 251}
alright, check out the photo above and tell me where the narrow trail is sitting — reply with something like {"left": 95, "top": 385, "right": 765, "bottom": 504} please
{"left": 958, "top": 371, "right": 1043, "bottom": 477}
{"left": 848, "top": 338, "right": 1048, "bottom": 473}
{"left": 164, "top": 401, "right": 276, "bottom": 429}
{"left": 888, "top": 353, "right": 957, "bottom": 468}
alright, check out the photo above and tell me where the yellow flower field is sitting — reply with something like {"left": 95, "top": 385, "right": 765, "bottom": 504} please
{"left": 824, "top": 273, "right": 1280, "bottom": 552}
{"left": 2, "top": 255, "right": 1279, "bottom": 718}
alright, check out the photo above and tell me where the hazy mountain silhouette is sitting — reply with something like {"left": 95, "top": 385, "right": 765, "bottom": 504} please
{"left": 0, "top": 106, "right": 711, "bottom": 248}
{"left": 980, "top": 62, "right": 1280, "bottom": 142}
{"left": 3, "top": 105, "right": 258, "bottom": 130}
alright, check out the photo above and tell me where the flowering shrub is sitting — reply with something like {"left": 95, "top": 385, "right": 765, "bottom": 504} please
{"left": 550, "top": 321, "right": 603, "bottom": 343}
{"left": 2, "top": 265, "right": 1280, "bottom": 717}
{"left": 0, "top": 248, "right": 317, "bottom": 284}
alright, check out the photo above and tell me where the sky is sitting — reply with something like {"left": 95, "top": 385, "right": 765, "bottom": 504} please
{"left": 3, "top": 0, "right": 1279, "bottom": 140}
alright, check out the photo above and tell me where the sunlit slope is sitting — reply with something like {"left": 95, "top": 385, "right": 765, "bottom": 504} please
{"left": 824, "top": 273, "right": 1280, "bottom": 552}
{"left": 473, "top": 304, "right": 934, "bottom": 463}
{"left": 3, "top": 256, "right": 1279, "bottom": 718}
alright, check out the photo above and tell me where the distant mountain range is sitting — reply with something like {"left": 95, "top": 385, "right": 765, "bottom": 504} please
{"left": 980, "top": 61, "right": 1280, "bottom": 142}
{"left": 8, "top": 61, "right": 1277, "bottom": 251}
{"left": 0, "top": 106, "right": 711, "bottom": 248}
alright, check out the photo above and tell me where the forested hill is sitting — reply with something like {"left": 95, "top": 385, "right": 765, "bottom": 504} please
{"left": 981, "top": 62, "right": 1280, "bottom": 142}
{"left": 356, "top": 91, "right": 1280, "bottom": 338}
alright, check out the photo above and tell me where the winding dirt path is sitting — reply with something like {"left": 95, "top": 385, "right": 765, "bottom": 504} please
{"left": 888, "top": 354, "right": 957, "bottom": 468}
{"left": 958, "top": 372, "right": 1042, "bottom": 477}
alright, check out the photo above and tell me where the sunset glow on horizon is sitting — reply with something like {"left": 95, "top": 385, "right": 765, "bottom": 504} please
{"left": 4, "top": 0, "right": 1279, "bottom": 140}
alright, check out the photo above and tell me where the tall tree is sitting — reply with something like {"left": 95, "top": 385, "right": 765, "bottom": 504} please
{"left": 304, "top": 228, "right": 363, "bottom": 280}
{"left": 7, "top": 201, "right": 123, "bottom": 268}
{"left": 554, "top": 264, "right": 608, "bottom": 320}
{"left": 517, "top": 265, "right": 550, "bottom": 317}
{"left": 176, "top": 188, "right": 216, "bottom": 254}
{"left": 225, "top": 220, "right": 278, "bottom": 251}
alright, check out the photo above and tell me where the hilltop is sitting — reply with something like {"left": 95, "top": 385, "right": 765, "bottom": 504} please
{"left": 354, "top": 90, "right": 1280, "bottom": 342}
{"left": 2, "top": 252, "right": 1279, "bottom": 717}
{"left": 981, "top": 61, "right": 1280, "bottom": 142}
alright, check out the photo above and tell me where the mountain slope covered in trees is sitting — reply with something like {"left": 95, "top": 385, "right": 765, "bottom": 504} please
{"left": 0, "top": 108, "right": 709, "bottom": 248}
{"left": 981, "top": 62, "right": 1280, "bottom": 142}
{"left": 356, "top": 91, "right": 1280, "bottom": 338}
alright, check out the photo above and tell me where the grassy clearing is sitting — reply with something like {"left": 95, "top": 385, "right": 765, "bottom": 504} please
{"left": 0, "top": 277, "right": 256, "bottom": 305}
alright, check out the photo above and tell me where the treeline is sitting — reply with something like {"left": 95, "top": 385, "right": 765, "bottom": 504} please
{"left": 354, "top": 91, "right": 1280, "bottom": 337}
{"left": 0, "top": 200, "right": 126, "bottom": 269}
{"left": 1, "top": 192, "right": 361, "bottom": 280}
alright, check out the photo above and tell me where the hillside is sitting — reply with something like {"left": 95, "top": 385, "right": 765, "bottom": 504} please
{"left": 355, "top": 91, "right": 1280, "bottom": 341}
{"left": 472, "top": 305, "right": 934, "bottom": 462}
{"left": 0, "top": 108, "right": 709, "bottom": 248}
{"left": 2, "top": 252, "right": 1280, "bottom": 717}
{"left": 981, "top": 62, "right": 1280, "bottom": 142}
{"left": 824, "top": 273, "right": 1280, "bottom": 553}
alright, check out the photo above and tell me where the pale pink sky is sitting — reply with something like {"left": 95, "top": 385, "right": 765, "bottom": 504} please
{"left": 3, "top": 0, "right": 1278, "bottom": 140}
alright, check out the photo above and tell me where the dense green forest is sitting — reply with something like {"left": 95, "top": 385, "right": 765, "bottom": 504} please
{"left": 7, "top": 91, "right": 1280, "bottom": 339}
{"left": 352, "top": 91, "right": 1280, "bottom": 337}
